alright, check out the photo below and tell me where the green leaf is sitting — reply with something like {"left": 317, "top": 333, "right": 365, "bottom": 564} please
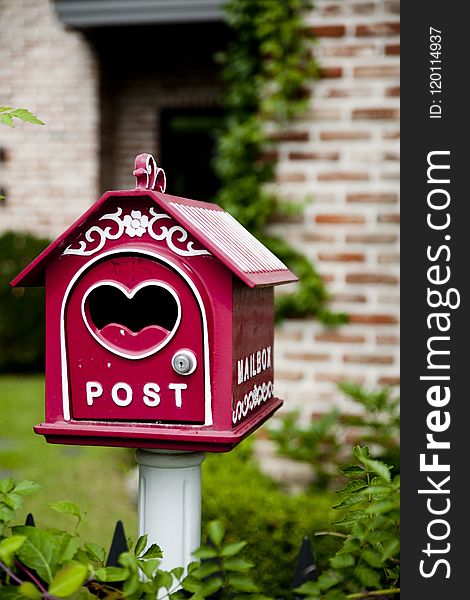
{"left": 57, "top": 534, "right": 80, "bottom": 564}
{"left": 191, "top": 561, "right": 221, "bottom": 579}
{"left": 48, "top": 562, "right": 88, "bottom": 598}
{"left": 9, "top": 108, "right": 44, "bottom": 125}
{"left": 153, "top": 570, "right": 173, "bottom": 590}
{"left": 14, "top": 526, "right": 59, "bottom": 584}
{"left": 340, "top": 466, "right": 365, "bottom": 477}
{"left": 0, "top": 535, "right": 26, "bottom": 566}
{"left": 223, "top": 556, "right": 254, "bottom": 571}
{"left": 182, "top": 575, "right": 204, "bottom": 593}
{"left": 317, "top": 570, "right": 343, "bottom": 592}
{"left": 123, "top": 572, "right": 140, "bottom": 596}
{"left": 354, "top": 563, "right": 382, "bottom": 588}
{"left": 172, "top": 566, "right": 184, "bottom": 580}
{"left": 137, "top": 557, "right": 160, "bottom": 579}
{"left": 199, "top": 577, "right": 223, "bottom": 596}
{"left": 329, "top": 553, "right": 355, "bottom": 569}
{"left": 0, "top": 478, "right": 16, "bottom": 493}
{"left": 220, "top": 540, "right": 247, "bottom": 556}
{"left": 361, "top": 458, "right": 392, "bottom": 482}
{"left": 192, "top": 546, "right": 218, "bottom": 559}
{"left": 94, "top": 566, "right": 129, "bottom": 582}
{"left": 0, "top": 114, "right": 14, "bottom": 127}
{"left": 0, "top": 106, "right": 13, "bottom": 113}
{"left": 84, "top": 542, "right": 106, "bottom": 564}
{"left": 207, "top": 520, "right": 225, "bottom": 546}
{"left": 227, "top": 573, "right": 258, "bottom": 592}
{"left": 18, "top": 582, "right": 41, "bottom": 599}
{"left": 135, "top": 534, "right": 148, "bottom": 556}
{"left": 49, "top": 500, "right": 82, "bottom": 520}
{"left": 141, "top": 543, "right": 163, "bottom": 559}
{"left": 293, "top": 580, "right": 320, "bottom": 596}
{"left": 362, "top": 549, "right": 383, "bottom": 568}
{"left": 382, "top": 538, "right": 400, "bottom": 561}
{"left": 14, "top": 481, "right": 42, "bottom": 495}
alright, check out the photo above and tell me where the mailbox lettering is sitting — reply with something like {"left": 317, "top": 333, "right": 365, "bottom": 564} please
{"left": 237, "top": 346, "right": 272, "bottom": 385}
{"left": 86, "top": 380, "right": 187, "bottom": 409}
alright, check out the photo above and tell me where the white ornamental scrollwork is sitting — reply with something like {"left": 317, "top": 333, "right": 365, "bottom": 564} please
{"left": 232, "top": 380, "right": 274, "bottom": 425}
{"left": 63, "top": 207, "right": 211, "bottom": 258}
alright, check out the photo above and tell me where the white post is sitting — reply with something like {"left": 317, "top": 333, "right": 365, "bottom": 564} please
{"left": 135, "top": 449, "right": 205, "bottom": 573}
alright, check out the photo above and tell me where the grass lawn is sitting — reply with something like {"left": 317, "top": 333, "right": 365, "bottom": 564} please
{"left": 0, "top": 374, "right": 138, "bottom": 551}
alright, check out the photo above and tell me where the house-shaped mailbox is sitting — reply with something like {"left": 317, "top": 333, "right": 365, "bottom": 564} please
{"left": 12, "top": 154, "right": 297, "bottom": 452}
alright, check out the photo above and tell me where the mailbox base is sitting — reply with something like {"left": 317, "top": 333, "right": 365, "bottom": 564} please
{"left": 34, "top": 397, "right": 283, "bottom": 452}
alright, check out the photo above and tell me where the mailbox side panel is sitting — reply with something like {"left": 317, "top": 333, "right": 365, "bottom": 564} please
{"left": 231, "top": 282, "right": 276, "bottom": 428}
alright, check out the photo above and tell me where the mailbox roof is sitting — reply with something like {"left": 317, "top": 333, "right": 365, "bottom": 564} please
{"left": 12, "top": 189, "right": 298, "bottom": 289}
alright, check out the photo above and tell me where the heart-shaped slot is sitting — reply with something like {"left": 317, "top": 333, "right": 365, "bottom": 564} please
{"left": 83, "top": 282, "right": 181, "bottom": 358}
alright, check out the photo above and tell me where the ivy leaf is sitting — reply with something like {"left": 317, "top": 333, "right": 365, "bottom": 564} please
{"left": 382, "top": 538, "right": 400, "bottom": 561}
{"left": 123, "top": 572, "right": 140, "bottom": 596}
{"left": 317, "top": 570, "right": 343, "bottom": 592}
{"left": 0, "top": 535, "right": 26, "bottom": 566}
{"left": 192, "top": 546, "right": 218, "bottom": 559}
{"left": 14, "top": 481, "right": 42, "bottom": 495}
{"left": 207, "top": 521, "right": 225, "bottom": 547}
{"left": 182, "top": 575, "right": 205, "bottom": 594}
{"left": 329, "top": 553, "right": 355, "bottom": 569}
{"left": 361, "top": 549, "right": 383, "bottom": 568}
{"left": 227, "top": 573, "right": 258, "bottom": 592}
{"left": 354, "top": 563, "right": 382, "bottom": 588}
{"left": 191, "top": 561, "right": 221, "bottom": 579}
{"left": 223, "top": 556, "right": 254, "bottom": 571}
{"left": 94, "top": 566, "right": 129, "bottom": 582}
{"left": 199, "top": 577, "right": 223, "bottom": 596}
{"left": 49, "top": 500, "right": 82, "bottom": 520}
{"left": 134, "top": 534, "right": 148, "bottom": 557}
{"left": 360, "top": 457, "right": 392, "bottom": 482}
{"left": 141, "top": 543, "right": 163, "bottom": 559}
{"left": 172, "top": 566, "right": 184, "bottom": 580}
{"left": 9, "top": 108, "right": 44, "bottom": 125}
{"left": 0, "top": 114, "right": 14, "bottom": 127}
{"left": 18, "top": 582, "right": 42, "bottom": 599}
{"left": 220, "top": 541, "right": 247, "bottom": 556}
{"left": 137, "top": 557, "right": 160, "bottom": 579}
{"left": 84, "top": 542, "right": 106, "bottom": 564}
{"left": 14, "top": 526, "right": 59, "bottom": 584}
{"left": 0, "top": 478, "right": 16, "bottom": 493}
{"left": 48, "top": 562, "right": 88, "bottom": 598}
{"left": 0, "top": 106, "right": 13, "bottom": 113}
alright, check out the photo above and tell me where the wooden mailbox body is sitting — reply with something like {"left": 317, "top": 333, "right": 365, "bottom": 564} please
{"left": 12, "top": 162, "right": 297, "bottom": 452}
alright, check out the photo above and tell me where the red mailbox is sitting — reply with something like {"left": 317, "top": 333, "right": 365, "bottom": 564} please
{"left": 11, "top": 154, "right": 297, "bottom": 452}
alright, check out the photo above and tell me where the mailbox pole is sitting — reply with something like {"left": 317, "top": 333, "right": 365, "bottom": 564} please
{"left": 136, "top": 449, "right": 205, "bottom": 573}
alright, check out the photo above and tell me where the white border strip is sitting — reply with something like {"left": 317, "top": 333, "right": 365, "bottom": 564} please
{"left": 60, "top": 248, "right": 212, "bottom": 426}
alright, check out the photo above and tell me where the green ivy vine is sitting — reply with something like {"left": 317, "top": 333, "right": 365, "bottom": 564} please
{"left": 214, "top": 0, "right": 346, "bottom": 325}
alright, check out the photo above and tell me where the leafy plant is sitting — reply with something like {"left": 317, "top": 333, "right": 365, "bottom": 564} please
{"left": 0, "top": 478, "right": 267, "bottom": 599}
{"left": 0, "top": 107, "right": 44, "bottom": 128}
{"left": 0, "top": 232, "right": 50, "bottom": 373}
{"left": 215, "top": 0, "right": 345, "bottom": 325}
{"left": 295, "top": 447, "right": 400, "bottom": 599}
{"left": 267, "top": 384, "right": 400, "bottom": 490}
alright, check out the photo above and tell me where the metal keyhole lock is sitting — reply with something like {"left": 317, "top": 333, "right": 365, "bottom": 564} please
{"left": 172, "top": 350, "right": 197, "bottom": 375}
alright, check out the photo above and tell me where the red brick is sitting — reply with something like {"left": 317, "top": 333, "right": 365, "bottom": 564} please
{"left": 277, "top": 329, "right": 303, "bottom": 341}
{"left": 269, "top": 212, "right": 304, "bottom": 224}
{"left": 378, "top": 376, "right": 400, "bottom": 386}
{"left": 346, "top": 273, "right": 399, "bottom": 285}
{"left": 315, "top": 332, "right": 366, "bottom": 344}
{"left": 319, "top": 67, "right": 343, "bottom": 79}
{"left": 385, "top": 86, "right": 400, "bottom": 97}
{"left": 276, "top": 370, "right": 304, "bottom": 381}
{"left": 378, "top": 213, "right": 400, "bottom": 223}
{"left": 270, "top": 130, "right": 309, "bottom": 142}
{"left": 343, "top": 354, "right": 394, "bottom": 364}
{"left": 383, "top": 130, "right": 400, "bottom": 139}
{"left": 354, "top": 65, "right": 400, "bottom": 78}
{"left": 383, "top": 152, "right": 400, "bottom": 161}
{"left": 276, "top": 173, "right": 307, "bottom": 183}
{"left": 349, "top": 314, "right": 398, "bottom": 325}
{"left": 285, "top": 352, "right": 331, "bottom": 362}
{"left": 377, "top": 335, "right": 400, "bottom": 345}
{"left": 378, "top": 253, "right": 400, "bottom": 264}
{"left": 318, "top": 252, "right": 365, "bottom": 262}
{"left": 321, "top": 4, "right": 343, "bottom": 16}
{"left": 319, "top": 44, "right": 376, "bottom": 57}
{"left": 385, "top": 43, "right": 400, "bottom": 56}
{"left": 347, "top": 193, "right": 397, "bottom": 203}
{"left": 289, "top": 151, "right": 339, "bottom": 161}
{"left": 302, "top": 233, "right": 336, "bottom": 243}
{"left": 352, "top": 108, "right": 399, "bottom": 120}
{"left": 318, "top": 171, "right": 369, "bottom": 181}
{"left": 320, "top": 130, "right": 370, "bottom": 141}
{"left": 332, "top": 293, "right": 368, "bottom": 303}
{"left": 384, "top": 1, "right": 400, "bottom": 14}
{"left": 316, "top": 214, "right": 365, "bottom": 224}
{"left": 356, "top": 22, "right": 400, "bottom": 36}
{"left": 316, "top": 372, "right": 365, "bottom": 384}
{"left": 351, "top": 3, "right": 376, "bottom": 14}
{"left": 310, "top": 25, "right": 346, "bottom": 37}
{"left": 346, "top": 234, "right": 397, "bottom": 244}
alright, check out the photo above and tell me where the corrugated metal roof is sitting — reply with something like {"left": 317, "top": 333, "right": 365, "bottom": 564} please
{"left": 170, "top": 203, "right": 287, "bottom": 274}
{"left": 54, "top": 0, "right": 225, "bottom": 27}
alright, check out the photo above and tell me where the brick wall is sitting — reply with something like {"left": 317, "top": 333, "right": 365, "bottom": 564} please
{"left": 270, "top": 0, "right": 400, "bottom": 418}
{"left": 0, "top": 0, "right": 99, "bottom": 238}
{"left": 0, "top": 0, "right": 399, "bottom": 421}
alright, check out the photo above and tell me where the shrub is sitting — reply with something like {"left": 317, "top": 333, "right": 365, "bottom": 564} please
{"left": 0, "top": 231, "right": 50, "bottom": 373}
{"left": 202, "top": 442, "right": 339, "bottom": 597}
